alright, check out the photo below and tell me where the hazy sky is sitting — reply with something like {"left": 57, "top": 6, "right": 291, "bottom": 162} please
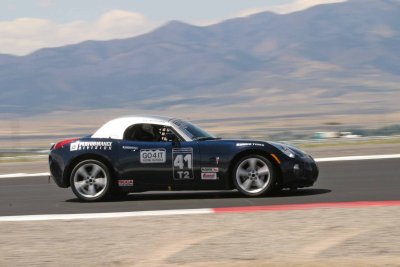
{"left": 0, "top": 0, "right": 345, "bottom": 55}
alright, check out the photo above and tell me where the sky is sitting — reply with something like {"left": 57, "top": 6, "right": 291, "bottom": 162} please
{"left": 0, "top": 0, "right": 345, "bottom": 56}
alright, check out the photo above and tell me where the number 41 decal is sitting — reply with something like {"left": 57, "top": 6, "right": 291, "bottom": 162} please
{"left": 172, "top": 147, "right": 194, "bottom": 180}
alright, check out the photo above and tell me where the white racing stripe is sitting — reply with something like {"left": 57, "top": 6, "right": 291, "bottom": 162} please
{"left": 315, "top": 154, "right": 400, "bottom": 162}
{"left": 0, "top": 154, "right": 400, "bottom": 179}
{"left": 0, "top": 209, "right": 213, "bottom": 222}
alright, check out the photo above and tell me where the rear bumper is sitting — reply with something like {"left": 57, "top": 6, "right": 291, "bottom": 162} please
{"left": 280, "top": 156, "right": 319, "bottom": 188}
{"left": 49, "top": 152, "right": 69, "bottom": 188}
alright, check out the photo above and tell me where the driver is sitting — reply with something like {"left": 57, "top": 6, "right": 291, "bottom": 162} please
{"left": 139, "top": 124, "right": 154, "bottom": 141}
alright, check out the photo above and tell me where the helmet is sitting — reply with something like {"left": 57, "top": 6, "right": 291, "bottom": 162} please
{"left": 142, "top": 124, "right": 153, "bottom": 134}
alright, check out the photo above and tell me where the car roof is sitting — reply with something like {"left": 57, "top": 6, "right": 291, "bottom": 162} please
{"left": 91, "top": 115, "right": 176, "bottom": 140}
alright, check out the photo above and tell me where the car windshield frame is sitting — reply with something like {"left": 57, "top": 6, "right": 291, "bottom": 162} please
{"left": 170, "top": 119, "right": 216, "bottom": 141}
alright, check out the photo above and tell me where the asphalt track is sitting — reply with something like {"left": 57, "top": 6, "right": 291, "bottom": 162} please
{"left": 0, "top": 158, "right": 399, "bottom": 217}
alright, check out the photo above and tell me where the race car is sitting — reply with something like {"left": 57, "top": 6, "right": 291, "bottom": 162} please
{"left": 49, "top": 116, "right": 318, "bottom": 201}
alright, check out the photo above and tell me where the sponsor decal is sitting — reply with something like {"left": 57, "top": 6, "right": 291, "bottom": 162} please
{"left": 140, "top": 148, "right": 166, "bottom": 163}
{"left": 201, "top": 167, "right": 219, "bottom": 172}
{"left": 236, "top": 143, "right": 265, "bottom": 147}
{"left": 70, "top": 141, "right": 112, "bottom": 151}
{"left": 122, "top": 146, "right": 138, "bottom": 151}
{"left": 118, "top": 179, "right": 134, "bottom": 187}
{"left": 201, "top": 172, "right": 218, "bottom": 180}
{"left": 173, "top": 147, "right": 194, "bottom": 180}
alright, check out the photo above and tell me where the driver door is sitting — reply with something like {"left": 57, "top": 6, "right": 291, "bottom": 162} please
{"left": 117, "top": 123, "right": 200, "bottom": 190}
{"left": 118, "top": 140, "right": 173, "bottom": 189}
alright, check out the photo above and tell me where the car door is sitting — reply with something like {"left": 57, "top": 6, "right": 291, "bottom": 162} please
{"left": 118, "top": 140, "right": 201, "bottom": 189}
{"left": 118, "top": 140, "right": 172, "bottom": 189}
{"left": 118, "top": 123, "right": 200, "bottom": 190}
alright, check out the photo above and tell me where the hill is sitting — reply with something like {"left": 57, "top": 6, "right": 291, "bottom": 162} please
{"left": 1, "top": 0, "right": 399, "bottom": 129}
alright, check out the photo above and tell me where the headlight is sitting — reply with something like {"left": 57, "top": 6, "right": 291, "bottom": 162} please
{"left": 269, "top": 142, "right": 297, "bottom": 158}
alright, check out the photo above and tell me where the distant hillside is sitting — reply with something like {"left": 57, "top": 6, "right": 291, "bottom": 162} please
{"left": 1, "top": 0, "right": 400, "bottom": 121}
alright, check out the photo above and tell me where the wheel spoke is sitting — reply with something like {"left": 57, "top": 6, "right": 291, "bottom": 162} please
{"left": 88, "top": 184, "right": 96, "bottom": 195}
{"left": 77, "top": 168, "right": 89, "bottom": 178}
{"left": 248, "top": 158, "right": 257, "bottom": 170}
{"left": 255, "top": 178, "right": 264, "bottom": 188}
{"left": 91, "top": 165, "right": 102, "bottom": 177}
{"left": 95, "top": 178, "right": 106, "bottom": 188}
{"left": 258, "top": 166, "right": 269, "bottom": 176}
{"left": 75, "top": 181, "right": 86, "bottom": 190}
{"left": 237, "top": 168, "right": 249, "bottom": 177}
{"left": 242, "top": 178, "right": 253, "bottom": 190}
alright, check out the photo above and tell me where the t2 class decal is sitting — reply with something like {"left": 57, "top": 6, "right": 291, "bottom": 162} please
{"left": 172, "top": 147, "right": 194, "bottom": 180}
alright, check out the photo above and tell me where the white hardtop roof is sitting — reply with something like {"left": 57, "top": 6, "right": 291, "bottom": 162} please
{"left": 91, "top": 115, "right": 176, "bottom": 140}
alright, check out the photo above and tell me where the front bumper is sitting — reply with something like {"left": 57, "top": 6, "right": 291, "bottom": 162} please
{"left": 280, "top": 155, "right": 319, "bottom": 188}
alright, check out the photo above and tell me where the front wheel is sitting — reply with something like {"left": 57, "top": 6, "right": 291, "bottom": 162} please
{"left": 70, "top": 160, "right": 112, "bottom": 201}
{"left": 233, "top": 155, "right": 276, "bottom": 197}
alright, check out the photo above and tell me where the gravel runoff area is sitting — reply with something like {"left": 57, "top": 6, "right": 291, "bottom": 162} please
{"left": 1, "top": 206, "right": 400, "bottom": 267}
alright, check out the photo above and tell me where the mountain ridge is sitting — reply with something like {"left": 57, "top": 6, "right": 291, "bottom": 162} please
{"left": 1, "top": 0, "right": 400, "bottom": 120}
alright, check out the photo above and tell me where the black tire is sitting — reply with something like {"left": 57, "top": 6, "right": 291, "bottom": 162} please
{"left": 232, "top": 154, "right": 276, "bottom": 197}
{"left": 70, "top": 159, "right": 112, "bottom": 202}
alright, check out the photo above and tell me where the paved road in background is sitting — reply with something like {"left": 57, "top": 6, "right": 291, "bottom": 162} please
{"left": 0, "top": 159, "right": 399, "bottom": 216}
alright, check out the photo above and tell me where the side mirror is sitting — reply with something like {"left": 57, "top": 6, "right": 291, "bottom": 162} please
{"left": 166, "top": 133, "right": 179, "bottom": 143}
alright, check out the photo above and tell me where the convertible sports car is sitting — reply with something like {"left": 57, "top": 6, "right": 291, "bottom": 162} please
{"left": 49, "top": 116, "right": 318, "bottom": 201}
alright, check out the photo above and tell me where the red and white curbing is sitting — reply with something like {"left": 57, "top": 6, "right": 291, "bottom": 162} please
{"left": 1, "top": 200, "right": 400, "bottom": 222}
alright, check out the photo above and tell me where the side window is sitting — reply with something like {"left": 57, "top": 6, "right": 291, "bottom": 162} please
{"left": 123, "top": 124, "right": 177, "bottom": 142}
{"left": 158, "top": 126, "right": 174, "bottom": 142}
{"left": 123, "top": 125, "right": 141, "bottom": 141}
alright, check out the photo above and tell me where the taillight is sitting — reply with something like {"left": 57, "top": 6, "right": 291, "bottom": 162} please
{"left": 53, "top": 138, "right": 78, "bottom": 150}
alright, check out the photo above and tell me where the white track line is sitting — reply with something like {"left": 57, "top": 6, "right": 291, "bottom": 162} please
{"left": 3, "top": 201, "right": 400, "bottom": 222}
{"left": 0, "top": 209, "right": 213, "bottom": 222}
{"left": 0, "top": 154, "right": 400, "bottom": 179}
{"left": 315, "top": 154, "right": 400, "bottom": 162}
{"left": 0, "top": 172, "right": 50, "bottom": 179}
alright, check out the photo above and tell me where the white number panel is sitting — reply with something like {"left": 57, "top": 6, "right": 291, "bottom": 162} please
{"left": 172, "top": 147, "right": 194, "bottom": 180}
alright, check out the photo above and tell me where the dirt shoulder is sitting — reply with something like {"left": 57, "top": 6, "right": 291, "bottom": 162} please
{"left": 1, "top": 206, "right": 400, "bottom": 267}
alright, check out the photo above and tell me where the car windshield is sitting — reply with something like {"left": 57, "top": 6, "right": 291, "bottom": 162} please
{"left": 171, "top": 119, "right": 217, "bottom": 141}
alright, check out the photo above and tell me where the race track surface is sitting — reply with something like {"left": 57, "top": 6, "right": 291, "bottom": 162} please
{"left": 1, "top": 159, "right": 399, "bottom": 216}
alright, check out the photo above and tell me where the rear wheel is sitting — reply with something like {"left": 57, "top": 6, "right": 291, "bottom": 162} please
{"left": 233, "top": 155, "right": 276, "bottom": 197}
{"left": 70, "top": 160, "right": 111, "bottom": 201}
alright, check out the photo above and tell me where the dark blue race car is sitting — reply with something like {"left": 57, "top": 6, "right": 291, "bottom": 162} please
{"left": 49, "top": 116, "right": 318, "bottom": 201}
